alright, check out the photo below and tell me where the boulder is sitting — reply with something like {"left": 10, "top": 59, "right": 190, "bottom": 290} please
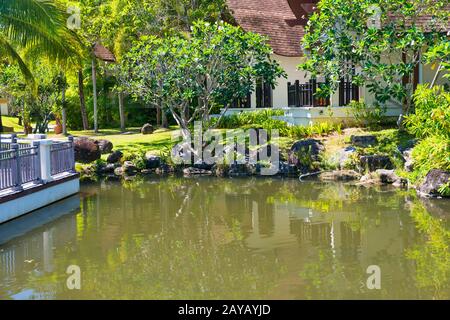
{"left": 418, "top": 169, "right": 450, "bottom": 198}
{"left": 229, "top": 163, "right": 252, "bottom": 177}
{"left": 319, "top": 170, "right": 362, "bottom": 182}
{"left": 145, "top": 152, "right": 162, "bottom": 169}
{"left": 331, "top": 146, "right": 357, "bottom": 169}
{"left": 350, "top": 135, "right": 377, "bottom": 147}
{"left": 359, "top": 155, "right": 393, "bottom": 172}
{"left": 359, "top": 169, "right": 406, "bottom": 186}
{"left": 114, "top": 161, "right": 138, "bottom": 176}
{"left": 279, "top": 161, "right": 299, "bottom": 177}
{"left": 288, "top": 139, "right": 324, "bottom": 174}
{"left": 183, "top": 167, "right": 212, "bottom": 176}
{"left": 402, "top": 148, "right": 414, "bottom": 172}
{"left": 212, "top": 164, "right": 229, "bottom": 177}
{"left": 141, "top": 123, "right": 154, "bottom": 135}
{"left": 74, "top": 137, "right": 101, "bottom": 163}
{"left": 107, "top": 150, "right": 123, "bottom": 164}
{"left": 96, "top": 139, "right": 113, "bottom": 154}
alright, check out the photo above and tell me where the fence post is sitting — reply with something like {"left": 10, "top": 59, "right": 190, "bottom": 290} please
{"left": 11, "top": 144, "right": 23, "bottom": 192}
{"left": 37, "top": 140, "right": 53, "bottom": 183}
{"left": 68, "top": 136, "right": 76, "bottom": 173}
{"left": 32, "top": 140, "right": 42, "bottom": 184}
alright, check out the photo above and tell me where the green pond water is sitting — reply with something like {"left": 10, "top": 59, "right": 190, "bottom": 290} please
{"left": 0, "top": 177, "right": 449, "bottom": 300}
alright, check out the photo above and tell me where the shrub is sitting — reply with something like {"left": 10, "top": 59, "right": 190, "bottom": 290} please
{"left": 405, "top": 85, "right": 450, "bottom": 139}
{"left": 348, "top": 100, "right": 385, "bottom": 129}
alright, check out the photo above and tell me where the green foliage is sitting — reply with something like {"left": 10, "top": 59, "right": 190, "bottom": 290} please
{"left": 212, "top": 110, "right": 340, "bottom": 139}
{"left": 404, "top": 85, "right": 450, "bottom": 185}
{"left": 405, "top": 85, "right": 450, "bottom": 139}
{"left": 348, "top": 100, "right": 385, "bottom": 129}
{"left": 300, "top": 0, "right": 448, "bottom": 113}
{"left": 121, "top": 21, "right": 285, "bottom": 129}
{"left": 410, "top": 136, "right": 450, "bottom": 182}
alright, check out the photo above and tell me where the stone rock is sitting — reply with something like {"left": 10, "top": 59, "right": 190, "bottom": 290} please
{"left": 114, "top": 161, "right": 138, "bottom": 176}
{"left": 278, "top": 161, "right": 299, "bottom": 176}
{"left": 418, "top": 169, "right": 450, "bottom": 198}
{"left": 229, "top": 163, "right": 252, "bottom": 177}
{"left": 183, "top": 167, "right": 212, "bottom": 176}
{"left": 74, "top": 137, "right": 101, "bottom": 163}
{"left": 350, "top": 135, "right": 377, "bottom": 147}
{"left": 359, "top": 155, "right": 393, "bottom": 172}
{"left": 397, "top": 139, "right": 418, "bottom": 153}
{"left": 402, "top": 148, "right": 414, "bottom": 172}
{"left": 96, "top": 139, "right": 113, "bottom": 154}
{"left": 332, "top": 146, "right": 357, "bottom": 169}
{"left": 100, "top": 163, "right": 117, "bottom": 174}
{"left": 156, "top": 164, "right": 172, "bottom": 175}
{"left": 141, "top": 123, "right": 154, "bottom": 135}
{"left": 375, "top": 169, "right": 406, "bottom": 186}
{"left": 288, "top": 139, "right": 324, "bottom": 174}
{"left": 145, "top": 152, "right": 162, "bottom": 169}
{"left": 107, "top": 150, "right": 123, "bottom": 163}
{"left": 212, "top": 164, "right": 229, "bottom": 177}
{"left": 319, "top": 170, "right": 362, "bottom": 182}
{"left": 359, "top": 169, "right": 407, "bottom": 187}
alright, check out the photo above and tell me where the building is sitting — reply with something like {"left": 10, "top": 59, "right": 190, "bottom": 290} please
{"left": 225, "top": 0, "right": 449, "bottom": 125}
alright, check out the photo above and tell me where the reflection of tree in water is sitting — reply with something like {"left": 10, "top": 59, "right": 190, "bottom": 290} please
{"left": 406, "top": 202, "right": 450, "bottom": 299}
{"left": 75, "top": 236, "right": 283, "bottom": 299}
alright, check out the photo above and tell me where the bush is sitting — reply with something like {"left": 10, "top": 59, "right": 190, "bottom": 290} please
{"left": 405, "top": 85, "right": 450, "bottom": 139}
{"left": 348, "top": 100, "right": 385, "bottom": 129}
{"left": 410, "top": 136, "right": 450, "bottom": 183}
{"left": 404, "top": 85, "right": 450, "bottom": 185}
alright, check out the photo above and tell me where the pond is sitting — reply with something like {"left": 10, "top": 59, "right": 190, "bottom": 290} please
{"left": 0, "top": 177, "right": 449, "bottom": 300}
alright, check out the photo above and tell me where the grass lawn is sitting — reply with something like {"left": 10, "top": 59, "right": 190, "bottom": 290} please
{"left": 51, "top": 127, "right": 178, "bottom": 156}
{"left": 1, "top": 116, "right": 23, "bottom": 132}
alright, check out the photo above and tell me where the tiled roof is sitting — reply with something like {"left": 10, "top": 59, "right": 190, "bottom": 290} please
{"left": 227, "top": 0, "right": 316, "bottom": 57}
{"left": 93, "top": 43, "right": 116, "bottom": 62}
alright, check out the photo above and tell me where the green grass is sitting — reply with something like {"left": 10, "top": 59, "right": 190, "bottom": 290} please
{"left": 58, "top": 127, "right": 178, "bottom": 156}
{"left": 1, "top": 116, "right": 23, "bottom": 132}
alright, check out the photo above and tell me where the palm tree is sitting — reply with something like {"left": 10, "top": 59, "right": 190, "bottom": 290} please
{"left": 0, "top": 0, "right": 81, "bottom": 132}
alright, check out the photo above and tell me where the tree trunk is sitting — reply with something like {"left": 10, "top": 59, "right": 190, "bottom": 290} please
{"left": 0, "top": 113, "right": 3, "bottom": 133}
{"left": 62, "top": 80, "right": 67, "bottom": 135}
{"left": 78, "top": 69, "right": 89, "bottom": 130}
{"left": 156, "top": 106, "right": 161, "bottom": 127}
{"left": 118, "top": 92, "right": 126, "bottom": 132}
{"left": 92, "top": 59, "right": 99, "bottom": 133}
{"left": 162, "top": 110, "right": 168, "bottom": 128}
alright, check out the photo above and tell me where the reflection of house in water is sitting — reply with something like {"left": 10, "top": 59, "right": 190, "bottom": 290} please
{"left": 0, "top": 196, "right": 79, "bottom": 297}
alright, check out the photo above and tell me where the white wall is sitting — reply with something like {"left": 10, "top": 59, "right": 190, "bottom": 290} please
{"left": 0, "top": 178, "right": 80, "bottom": 224}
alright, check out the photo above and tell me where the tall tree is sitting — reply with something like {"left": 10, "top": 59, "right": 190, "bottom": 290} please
{"left": 0, "top": 0, "right": 80, "bottom": 132}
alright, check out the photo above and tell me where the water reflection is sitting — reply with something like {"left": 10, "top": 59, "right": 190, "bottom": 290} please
{"left": 0, "top": 177, "right": 448, "bottom": 299}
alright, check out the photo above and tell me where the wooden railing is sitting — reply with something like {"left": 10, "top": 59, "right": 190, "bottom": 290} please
{"left": 287, "top": 79, "right": 330, "bottom": 107}
{"left": 287, "top": 79, "right": 359, "bottom": 107}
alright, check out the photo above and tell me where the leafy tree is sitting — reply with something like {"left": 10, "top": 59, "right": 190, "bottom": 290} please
{"left": 300, "top": 0, "right": 448, "bottom": 117}
{"left": 0, "top": 0, "right": 80, "bottom": 132}
{"left": 121, "top": 21, "right": 285, "bottom": 135}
